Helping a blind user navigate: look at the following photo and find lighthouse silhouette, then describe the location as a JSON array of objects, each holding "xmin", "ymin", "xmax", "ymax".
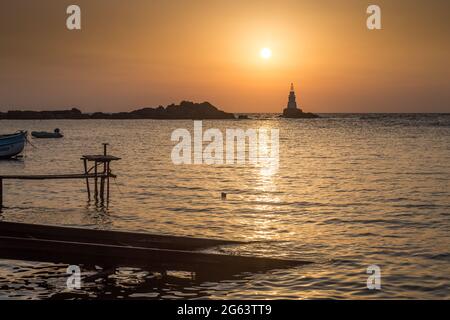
[
  {"xmin": 281, "ymin": 83, "xmax": 318, "ymax": 118},
  {"xmin": 286, "ymin": 83, "xmax": 299, "ymax": 110},
  {"xmin": 287, "ymin": 83, "xmax": 297, "ymax": 109}
]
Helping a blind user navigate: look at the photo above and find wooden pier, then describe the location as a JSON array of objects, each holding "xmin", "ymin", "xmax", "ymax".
[
  {"xmin": 0, "ymin": 143, "xmax": 120, "ymax": 209},
  {"xmin": 0, "ymin": 221, "xmax": 311, "ymax": 281},
  {"xmin": 0, "ymin": 144, "xmax": 311, "ymax": 281}
]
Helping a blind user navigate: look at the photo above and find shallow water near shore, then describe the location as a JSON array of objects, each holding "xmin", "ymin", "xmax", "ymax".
[{"xmin": 0, "ymin": 114, "xmax": 449, "ymax": 299}]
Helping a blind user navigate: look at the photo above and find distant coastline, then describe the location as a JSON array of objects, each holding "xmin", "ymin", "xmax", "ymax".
[{"xmin": 0, "ymin": 101, "xmax": 235, "ymax": 120}]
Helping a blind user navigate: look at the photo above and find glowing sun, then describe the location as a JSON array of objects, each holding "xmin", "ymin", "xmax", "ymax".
[{"xmin": 260, "ymin": 47, "xmax": 272, "ymax": 60}]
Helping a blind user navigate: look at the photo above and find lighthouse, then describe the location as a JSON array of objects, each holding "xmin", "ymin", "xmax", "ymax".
[
  {"xmin": 286, "ymin": 83, "xmax": 301, "ymax": 111},
  {"xmin": 281, "ymin": 83, "xmax": 318, "ymax": 118}
]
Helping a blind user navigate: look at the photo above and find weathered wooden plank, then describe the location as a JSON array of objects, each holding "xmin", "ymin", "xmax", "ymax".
[
  {"xmin": 82, "ymin": 155, "xmax": 121, "ymax": 162},
  {"xmin": 0, "ymin": 221, "xmax": 243, "ymax": 251},
  {"xmin": 0, "ymin": 236, "xmax": 309, "ymax": 279},
  {"xmin": 0, "ymin": 173, "xmax": 111, "ymax": 180}
]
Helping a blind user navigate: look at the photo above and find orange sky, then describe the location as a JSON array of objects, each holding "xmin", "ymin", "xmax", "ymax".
[{"xmin": 0, "ymin": 0, "xmax": 449, "ymax": 113}]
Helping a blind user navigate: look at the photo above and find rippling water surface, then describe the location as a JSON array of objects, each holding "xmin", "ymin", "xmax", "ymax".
[{"xmin": 0, "ymin": 114, "xmax": 449, "ymax": 299}]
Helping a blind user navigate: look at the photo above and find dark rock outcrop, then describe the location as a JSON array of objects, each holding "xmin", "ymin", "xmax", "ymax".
[
  {"xmin": 1, "ymin": 108, "xmax": 87, "ymax": 120},
  {"xmin": 281, "ymin": 108, "xmax": 319, "ymax": 119},
  {"xmin": 128, "ymin": 101, "xmax": 235, "ymax": 120},
  {"xmin": 0, "ymin": 102, "xmax": 235, "ymax": 120}
]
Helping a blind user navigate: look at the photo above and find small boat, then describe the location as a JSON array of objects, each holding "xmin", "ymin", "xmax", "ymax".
[
  {"xmin": 31, "ymin": 128, "xmax": 63, "ymax": 139},
  {"xmin": 0, "ymin": 131, "xmax": 27, "ymax": 159}
]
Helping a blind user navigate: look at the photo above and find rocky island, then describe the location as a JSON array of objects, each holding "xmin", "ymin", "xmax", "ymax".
[
  {"xmin": 282, "ymin": 108, "xmax": 319, "ymax": 119},
  {"xmin": 0, "ymin": 101, "xmax": 236, "ymax": 120},
  {"xmin": 280, "ymin": 84, "xmax": 319, "ymax": 119}
]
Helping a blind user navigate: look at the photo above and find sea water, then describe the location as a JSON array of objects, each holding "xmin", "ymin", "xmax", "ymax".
[{"xmin": 0, "ymin": 113, "xmax": 449, "ymax": 299}]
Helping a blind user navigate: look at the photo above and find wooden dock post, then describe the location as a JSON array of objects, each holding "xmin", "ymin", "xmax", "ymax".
[
  {"xmin": 103, "ymin": 143, "xmax": 110, "ymax": 202},
  {"xmin": 106, "ymin": 161, "xmax": 110, "ymax": 201},
  {"xmin": 94, "ymin": 162, "xmax": 98, "ymax": 200},
  {"xmin": 100, "ymin": 171, "xmax": 105, "ymax": 201},
  {"xmin": 100, "ymin": 143, "xmax": 109, "ymax": 201},
  {"xmin": 83, "ymin": 158, "xmax": 91, "ymax": 201}
]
